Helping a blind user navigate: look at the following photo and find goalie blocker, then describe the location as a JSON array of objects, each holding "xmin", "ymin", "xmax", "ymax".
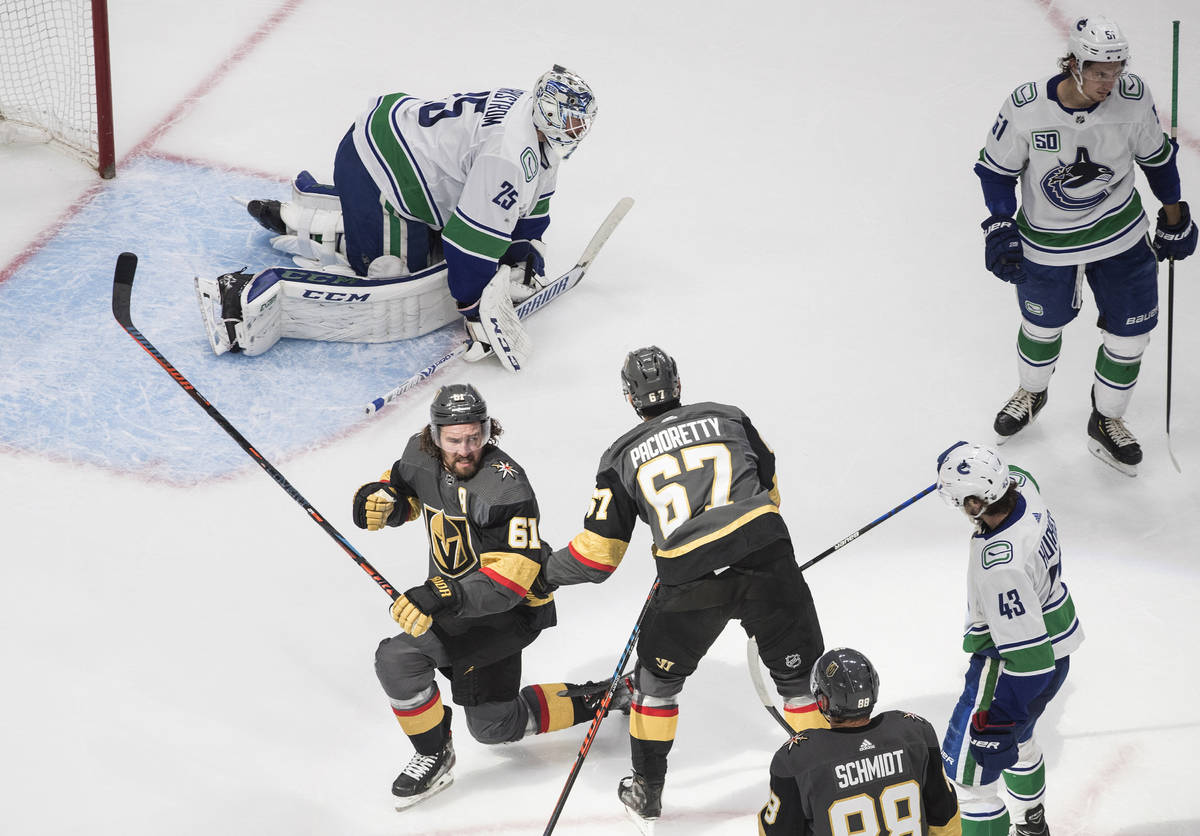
[{"xmin": 194, "ymin": 263, "xmax": 459, "ymax": 356}]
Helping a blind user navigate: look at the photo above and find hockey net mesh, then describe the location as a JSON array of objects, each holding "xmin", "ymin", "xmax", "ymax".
[{"xmin": 0, "ymin": 0, "xmax": 103, "ymax": 169}]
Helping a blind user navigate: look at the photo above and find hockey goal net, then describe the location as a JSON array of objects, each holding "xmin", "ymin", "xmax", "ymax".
[{"xmin": 0, "ymin": 0, "xmax": 115, "ymax": 178}]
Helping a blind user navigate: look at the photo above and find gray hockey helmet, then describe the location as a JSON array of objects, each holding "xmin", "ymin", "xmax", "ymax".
[
  {"xmin": 621, "ymin": 346, "xmax": 681, "ymax": 415},
  {"xmin": 810, "ymin": 647, "xmax": 880, "ymax": 721}
]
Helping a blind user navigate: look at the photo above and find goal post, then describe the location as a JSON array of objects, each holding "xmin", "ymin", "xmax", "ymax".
[{"xmin": 0, "ymin": 0, "xmax": 116, "ymax": 178}]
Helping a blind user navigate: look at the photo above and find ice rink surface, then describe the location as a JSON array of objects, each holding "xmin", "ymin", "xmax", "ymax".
[{"xmin": 2, "ymin": 1, "xmax": 1198, "ymax": 833}]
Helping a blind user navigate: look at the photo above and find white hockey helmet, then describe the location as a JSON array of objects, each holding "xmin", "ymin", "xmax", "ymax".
[
  {"xmin": 1068, "ymin": 15, "xmax": 1131, "ymax": 68},
  {"xmin": 936, "ymin": 441, "xmax": 1014, "ymax": 509},
  {"xmin": 532, "ymin": 65, "xmax": 597, "ymax": 159}
]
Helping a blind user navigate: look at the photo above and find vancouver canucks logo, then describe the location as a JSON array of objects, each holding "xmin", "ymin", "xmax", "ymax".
[
  {"xmin": 424, "ymin": 506, "xmax": 477, "ymax": 576},
  {"xmin": 1040, "ymin": 147, "xmax": 1114, "ymax": 211},
  {"xmin": 956, "ymin": 461, "xmax": 972, "ymax": 475}
]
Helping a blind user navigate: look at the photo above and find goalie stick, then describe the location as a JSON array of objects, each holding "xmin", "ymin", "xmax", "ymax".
[
  {"xmin": 748, "ymin": 484, "xmax": 937, "ymax": 735},
  {"xmin": 364, "ymin": 196, "xmax": 635, "ymax": 415},
  {"xmin": 111, "ymin": 252, "xmax": 401, "ymax": 602}
]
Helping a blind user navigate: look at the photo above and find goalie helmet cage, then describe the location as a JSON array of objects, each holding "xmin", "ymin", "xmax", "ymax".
[{"xmin": 0, "ymin": 0, "xmax": 116, "ymax": 178}]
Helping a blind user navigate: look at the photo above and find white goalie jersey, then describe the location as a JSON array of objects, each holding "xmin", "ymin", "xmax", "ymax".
[
  {"xmin": 351, "ymin": 89, "xmax": 558, "ymax": 266},
  {"xmin": 978, "ymin": 73, "xmax": 1175, "ymax": 265}
]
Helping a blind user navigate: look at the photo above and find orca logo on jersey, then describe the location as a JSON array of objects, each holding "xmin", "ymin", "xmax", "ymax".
[{"xmin": 1040, "ymin": 147, "xmax": 1114, "ymax": 211}]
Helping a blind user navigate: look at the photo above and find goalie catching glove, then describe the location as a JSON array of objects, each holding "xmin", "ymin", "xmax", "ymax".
[{"xmin": 390, "ymin": 576, "xmax": 463, "ymax": 637}]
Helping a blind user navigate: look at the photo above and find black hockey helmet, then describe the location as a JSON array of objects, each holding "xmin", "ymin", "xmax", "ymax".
[
  {"xmin": 810, "ymin": 647, "xmax": 880, "ymax": 721},
  {"xmin": 621, "ymin": 346, "xmax": 681, "ymax": 416},
  {"xmin": 429, "ymin": 383, "xmax": 489, "ymax": 446}
]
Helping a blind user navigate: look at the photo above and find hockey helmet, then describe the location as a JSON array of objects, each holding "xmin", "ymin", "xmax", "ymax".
[
  {"xmin": 429, "ymin": 383, "xmax": 489, "ymax": 447},
  {"xmin": 621, "ymin": 346, "xmax": 681, "ymax": 415},
  {"xmin": 810, "ymin": 648, "xmax": 880, "ymax": 722},
  {"xmin": 1068, "ymin": 15, "xmax": 1130, "ymax": 69},
  {"xmin": 532, "ymin": 65, "xmax": 597, "ymax": 159},
  {"xmin": 935, "ymin": 441, "xmax": 1014, "ymax": 508}
]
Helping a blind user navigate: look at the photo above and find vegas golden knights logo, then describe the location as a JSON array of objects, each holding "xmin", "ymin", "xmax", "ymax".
[{"xmin": 424, "ymin": 506, "xmax": 478, "ymax": 576}]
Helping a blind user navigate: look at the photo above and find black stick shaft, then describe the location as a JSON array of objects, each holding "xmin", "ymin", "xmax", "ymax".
[
  {"xmin": 111, "ymin": 252, "xmax": 400, "ymax": 600},
  {"xmin": 799, "ymin": 484, "xmax": 937, "ymax": 572},
  {"xmin": 543, "ymin": 578, "xmax": 660, "ymax": 835}
]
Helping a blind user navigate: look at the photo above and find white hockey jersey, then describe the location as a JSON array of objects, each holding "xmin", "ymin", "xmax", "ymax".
[
  {"xmin": 961, "ymin": 467, "xmax": 1084, "ymax": 678},
  {"xmin": 351, "ymin": 89, "xmax": 558, "ymax": 265},
  {"xmin": 978, "ymin": 73, "xmax": 1174, "ymax": 266}
]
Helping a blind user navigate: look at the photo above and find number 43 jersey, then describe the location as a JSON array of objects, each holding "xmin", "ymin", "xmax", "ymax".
[
  {"xmin": 761, "ymin": 710, "xmax": 961, "ymax": 836},
  {"xmin": 962, "ymin": 467, "xmax": 1084, "ymax": 674},
  {"xmin": 558, "ymin": 402, "xmax": 790, "ymax": 585}
]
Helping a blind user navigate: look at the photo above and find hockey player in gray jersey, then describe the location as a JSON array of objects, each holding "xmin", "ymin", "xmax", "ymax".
[
  {"xmin": 213, "ymin": 66, "xmax": 597, "ymax": 369},
  {"xmin": 543, "ymin": 346, "xmax": 826, "ymax": 828},
  {"xmin": 351, "ymin": 383, "xmax": 628, "ymax": 809},
  {"xmin": 975, "ymin": 16, "xmax": 1196, "ymax": 475},
  {"xmin": 934, "ymin": 442, "xmax": 1084, "ymax": 836},
  {"xmin": 760, "ymin": 648, "xmax": 962, "ymax": 836}
]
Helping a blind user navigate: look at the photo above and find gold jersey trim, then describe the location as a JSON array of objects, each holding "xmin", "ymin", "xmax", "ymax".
[
  {"xmin": 653, "ymin": 504, "xmax": 780, "ymax": 559},
  {"xmin": 570, "ymin": 529, "xmax": 629, "ymax": 568}
]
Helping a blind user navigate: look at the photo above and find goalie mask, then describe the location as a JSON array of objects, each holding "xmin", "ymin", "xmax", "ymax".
[
  {"xmin": 429, "ymin": 383, "xmax": 489, "ymax": 448},
  {"xmin": 621, "ymin": 346, "xmax": 681, "ymax": 416},
  {"xmin": 532, "ymin": 65, "xmax": 597, "ymax": 159},
  {"xmin": 810, "ymin": 648, "xmax": 880, "ymax": 722},
  {"xmin": 936, "ymin": 441, "xmax": 1014, "ymax": 509}
]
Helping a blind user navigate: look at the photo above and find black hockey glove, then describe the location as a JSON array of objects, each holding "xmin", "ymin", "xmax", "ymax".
[
  {"xmin": 968, "ymin": 709, "xmax": 1019, "ymax": 771},
  {"xmin": 390, "ymin": 575, "xmax": 464, "ymax": 636},
  {"xmin": 1154, "ymin": 201, "xmax": 1198, "ymax": 261},
  {"xmin": 352, "ymin": 481, "xmax": 405, "ymax": 530},
  {"xmin": 981, "ymin": 214, "xmax": 1028, "ymax": 284}
]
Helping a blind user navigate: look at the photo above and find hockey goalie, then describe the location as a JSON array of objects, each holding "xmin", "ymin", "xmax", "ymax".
[{"xmin": 194, "ymin": 65, "xmax": 598, "ymax": 372}]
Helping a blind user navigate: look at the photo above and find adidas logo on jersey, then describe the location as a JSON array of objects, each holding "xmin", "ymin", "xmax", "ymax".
[{"xmin": 858, "ymin": 738, "xmax": 875, "ymax": 752}]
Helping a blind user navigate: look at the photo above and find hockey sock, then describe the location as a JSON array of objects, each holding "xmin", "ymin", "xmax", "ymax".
[
  {"xmin": 629, "ymin": 695, "xmax": 677, "ymax": 785},
  {"xmin": 1093, "ymin": 331, "xmax": 1148, "ymax": 417},
  {"xmin": 782, "ymin": 695, "xmax": 831, "ymax": 732},
  {"xmin": 1003, "ymin": 737, "xmax": 1047, "ymax": 822},
  {"xmin": 520, "ymin": 683, "xmax": 585, "ymax": 733},
  {"xmin": 392, "ymin": 689, "xmax": 448, "ymax": 755},
  {"xmin": 955, "ymin": 781, "xmax": 1012, "ymax": 836},
  {"xmin": 1016, "ymin": 320, "xmax": 1062, "ymax": 393}
]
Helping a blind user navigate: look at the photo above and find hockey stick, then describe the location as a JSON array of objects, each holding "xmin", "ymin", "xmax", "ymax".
[
  {"xmin": 543, "ymin": 577, "xmax": 660, "ymax": 836},
  {"xmin": 1166, "ymin": 20, "xmax": 1182, "ymax": 473},
  {"xmin": 364, "ymin": 196, "xmax": 635, "ymax": 415},
  {"xmin": 111, "ymin": 252, "xmax": 401, "ymax": 602},
  {"xmin": 747, "ymin": 484, "xmax": 937, "ymax": 733}
]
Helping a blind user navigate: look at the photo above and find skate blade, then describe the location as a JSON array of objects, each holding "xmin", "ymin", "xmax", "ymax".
[
  {"xmin": 622, "ymin": 804, "xmax": 658, "ymax": 835},
  {"xmin": 392, "ymin": 772, "xmax": 454, "ymax": 810},
  {"xmin": 1087, "ymin": 440, "xmax": 1138, "ymax": 477}
]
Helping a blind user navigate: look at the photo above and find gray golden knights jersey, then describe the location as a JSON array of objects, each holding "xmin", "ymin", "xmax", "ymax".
[
  {"xmin": 385, "ymin": 434, "xmax": 554, "ymax": 634},
  {"xmin": 351, "ymin": 89, "xmax": 557, "ymax": 265},
  {"xmin": 553, "ymin": 402, "xmax": 788, "ymax": 586},
  {"xmin": 978, "ymin": 72, "xmax": 1174, "ymax": 265},
  {"xmin": 761, "ymin": 711, "xmax": 960, "ymax": 836}
]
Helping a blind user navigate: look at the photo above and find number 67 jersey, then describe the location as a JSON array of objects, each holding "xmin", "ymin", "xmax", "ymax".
[
  {"xmin": 555, "ymin": 402, "xmax": 790, "ymax": 586},
  {"xmin": 962, "ymin": 467, "xmax": 1083, "ymax": 674}
]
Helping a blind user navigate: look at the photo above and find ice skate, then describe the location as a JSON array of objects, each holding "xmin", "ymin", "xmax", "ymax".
[
  {"xmin": 618, "ymin": 772, "xmax": 661, "ymax": 834},
  {"xmin": 558, "ymin": 674, "xmax": 634, "ymax": 715},
  {"xmin": 993, "ymin": 388, "xmax": 1047, "ymax": 443},
  {"xmin": 1012, "ymin": 802, "xmax": 1050, "ymax": 835},
  {"xmin": 1087, "ymin": 409, "xmax": 1141, "ymax": 477},
  {"xmin": 391, "ymin": 735, "xmax": 455, "ymax": 810},
  {"xmin": 244, "ymin": 198, "xmax": 287, "ymax": 235}
]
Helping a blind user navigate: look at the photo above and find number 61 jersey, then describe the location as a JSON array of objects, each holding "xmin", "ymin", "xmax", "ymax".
[{"xmin": 557, "ymin": 402, "xmax": 789, "ymax": 586}]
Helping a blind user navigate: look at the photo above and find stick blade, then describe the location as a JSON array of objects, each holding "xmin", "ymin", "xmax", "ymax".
[{"xmin": 111, "ymin": 251, "xmax": 139, "ymax": 326}]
